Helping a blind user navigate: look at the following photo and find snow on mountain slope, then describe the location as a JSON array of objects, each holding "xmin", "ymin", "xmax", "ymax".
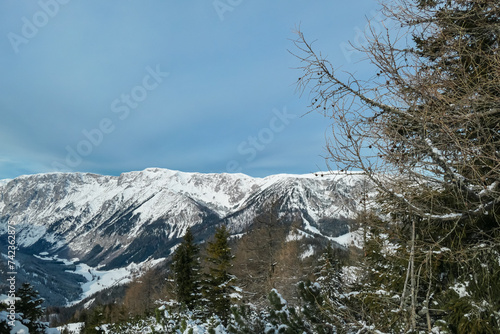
[
  {"xmin": 0, "ymin": 168, "xmax": 369, "ymax": 306},
  {"xmin": 224, "ymin": 171, "xmax": 367, "ymax": 233},
  {"xmin": 0, "ymin": 169, "xmax": 367, "ymax": 256},
  {"xmin": 0, "ymin": 169, "xmax": 257, "ymax": 252}
]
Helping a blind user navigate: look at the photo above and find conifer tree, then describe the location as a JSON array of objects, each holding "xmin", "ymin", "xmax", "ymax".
[
  {"xmin": 16, "ymin": 282, "xmax": 47, "ymax": 334},
  {"xmin": 203, "ymin": 225, "xmax": 235, "ymax": 325},
  {"xmin": 266, "ymin": 289, "xmax": 310, "ymax": 334},
  {"xmin": 171, "ymin": 228, "xmax": 201, "ymax": 310},
  {"xmin": 293, "ymin": 1, "xmax": 499, "ymax": 331},
  {"xmin": 80, "ymin": 305, "xmax": 106, "ymax": 334}
]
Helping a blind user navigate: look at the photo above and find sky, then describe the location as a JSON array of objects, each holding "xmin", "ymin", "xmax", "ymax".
[{"xmin": 0, "ymin": 0, "xmax": 381, "ymax": 179}]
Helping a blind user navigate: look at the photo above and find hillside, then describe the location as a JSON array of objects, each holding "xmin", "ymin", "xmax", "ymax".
[{"xmin": 0, "ymin": 168, "xmax": 367, "ymax": 306}]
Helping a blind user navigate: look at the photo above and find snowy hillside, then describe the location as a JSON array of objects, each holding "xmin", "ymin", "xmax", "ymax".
[{"xmin": 0, "ymin": 168, "xmax": 369, "ymax": 305}]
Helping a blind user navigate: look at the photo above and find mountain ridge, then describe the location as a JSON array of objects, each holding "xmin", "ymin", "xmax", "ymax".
[{"xmin": 0, "ymin": 167, "xmax": 366, "ymax": 306}]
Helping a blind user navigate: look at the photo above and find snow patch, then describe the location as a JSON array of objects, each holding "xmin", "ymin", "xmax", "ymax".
[
  {"xmin": 58, "ymin": 322, "xmax": 84, "ymax": 333},
  {"xmin": 286, "ymin": 228, "xmax": 314, "ymax": 241},
  {"xmin": 33, "ymin": 254, "xmax": 75, "ymax": 265},
  {"xmin": 303, "ymin": 219, "xmax": 321, "ymax": 235},
  {"xmin": 83, "ymin": 298, "xmax": 95, "ymax": 309},
  {"xmin": 1, "ymin": 253, "xmax": 20, "ymax": 269},
  {"xmin": 0, "ymin": 179, "xmax": 12, "ymax": 187},
  {"xmin": 66, "ymin": 257, "xmax": 165, "ymax": 306},
  {"xmin": 300, "ymin": 245, "xmax": 315, "ymax": 259},
  {"xmin": 331, "ymin": 229, "xmax": 364, "ymax": 248},
  {"xmin": 342, "ymin": 266, "xmax": 361, "ymax": 285},
  {"xmin": 451, "ymin": 281, "xmax": 470, "ymax": 298}
]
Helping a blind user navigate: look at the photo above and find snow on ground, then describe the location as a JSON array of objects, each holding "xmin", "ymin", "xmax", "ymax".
[
  {"xmin": 302, "ymin": 218, "xmax": 321, "ymax": 235},
  {"xmin": 0, "ymin": 179, "xmax": 12, "ymax": 187},
  {"xmin": 57, "ymin": 322, "xmax": 84, "ymax": 333},
  {"xmin": 68, "ymin": 263, "xmax": 135, "ymax": 304},
  {"xmin": 300, "ymin": 244, "xmax": 315, "ymax": 259},
  {"xmin": 33, "ymin": 253, "xmax": 77, "ymax": 265},
  {"xmin": 330, "ymin": 229, "xmax": 364, "ymax": 248},
  {"xmin": 285, "ymin": 228, "xmax": 314, "ymax": 241},
  {"xmin": 83, "ymin": 298, "xmax": 95, "ymax": 309},
  {"xmin": 66, "ymin": 257, "xmax": 166, "ymax": 306},
  {"xmin": 16, "ymin": 224, "xmax": 48, "ymax": 248},
  {"xmin": 30, "ymin": 253, "xmax": 166, "ymax": 306},
  {"xmin": 1, "ymin": 253, "xmax": 20, "ymax": 269},
  {"xmin": 451, "ymin": 281, "xmax": 470, "ymax": 298}
]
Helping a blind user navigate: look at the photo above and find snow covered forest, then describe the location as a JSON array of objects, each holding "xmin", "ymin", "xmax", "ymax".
[{"xmin": 2, "ymin": 0, "xmax": 500, "ymax": 332}]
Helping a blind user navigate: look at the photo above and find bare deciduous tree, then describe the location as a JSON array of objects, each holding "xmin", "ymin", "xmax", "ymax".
[{"xmin": 293, "ymin": 0, "xmax": 500, "ymax": 331}]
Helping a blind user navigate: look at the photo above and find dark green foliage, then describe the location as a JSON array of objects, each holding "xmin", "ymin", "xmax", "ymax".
[
  {"xmin": 314, "ymin": 244, "xmax": 347, "ymax": 297},
  {"xmin": 172, "ymin": 228, "xmax": 201, "ymax": 310},
  {"xmin": 16, "ymin": 282, "xmax": 44, "ymax": 321},
  {"xmin": 203, "ymin": 225, "xmax": 235, "ymax": 325},
  {"xmin": 77, "ymin": 302, "xmax": 133, "ymax": 333},
  {"xmin": 60, "ymin": 328, "xmax": 71, "ymax": 334},
  {"xmin": 414, "ymin": 0, "xmax": 499, "ymax": 94},
  {"xmin": 436, "ymin": 245, "xmax": 500, "ymax": 334},
  {"xmin": 228, "ymin": 304, "xmax": 267, "ymax": 334},
  {"xmin": 266, "ymin": 289, "xmax": 310, "ymax": 334},
  {"xmin": 80, "ymin": 305, "xmax": 106, "ymax": 334},
  {"xmin": 297, "ymin": 281, "xmax": 336, "ymax": 334},
  {"xmin": 295, "ymin": 245, "xmax": 351, "ymax": 334},
  {"xmin": 0, "ymin": 317, "xmax": 10, "ymax": 333},
  {"xmin": 16, "ymin": 282, "xmax": 48, "ymax": 334}
]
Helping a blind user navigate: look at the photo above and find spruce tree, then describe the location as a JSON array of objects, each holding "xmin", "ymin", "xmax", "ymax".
[
  {"xmin": 293, "ymin": 0, "xmax": 500, "ymax": 331},
  {"xmin": 16, "ymin": 282, "xmax": 47, "ymax": 333},
  {"xmin": 80, "ymin": 305, "xmax": 106, "ymax": 334},
  {"xmin": 266, "ymin": 289, "xmax": 310, "ymax": 334},
  {"xmin": 307, "ymin": 245, "xmax": 350, "ymax": 332},
  {"xmin": 203, "ymin": 225, "xmax": 235, "ymax": 325},
  {"xmin": 172, "ymin": 228, "xmax": 201, "ymax": 310}
]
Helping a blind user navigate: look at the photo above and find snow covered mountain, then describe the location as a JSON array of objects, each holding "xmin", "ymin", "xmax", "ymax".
[{"xmin": 0, "ymin": 168, "xmax": 367, "ymax": 306}]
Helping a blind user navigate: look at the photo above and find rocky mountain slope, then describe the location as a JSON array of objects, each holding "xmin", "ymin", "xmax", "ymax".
[{"xmin": 0, "ymin": 168, "xmax": 367, "ymax": 305}]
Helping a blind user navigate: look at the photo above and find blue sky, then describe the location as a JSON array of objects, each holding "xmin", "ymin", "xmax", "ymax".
[{"xmin": 1, "ymin": 0, "xmax": 380, "ymax": 179}]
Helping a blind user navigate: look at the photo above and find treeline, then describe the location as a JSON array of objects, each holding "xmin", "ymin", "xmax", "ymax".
[
  {"xmin": 96, "ymin": 0, "xmax": 500, "ymax": 331},
  {"xmin": 5, "ymin": 0, "xmax": 500, "ymax": 332},
  {"xmin": 70, "ymin": 207, "xmax": 336, "ymax": 333},
  {"xmin": 75, "ymin": 217, "xmax": 354, "ymax": 334}
]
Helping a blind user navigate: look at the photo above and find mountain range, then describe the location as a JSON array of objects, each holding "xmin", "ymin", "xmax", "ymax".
[{"xmin": 0, "ymin": 168, "xmax": 367, "ymax": 306}]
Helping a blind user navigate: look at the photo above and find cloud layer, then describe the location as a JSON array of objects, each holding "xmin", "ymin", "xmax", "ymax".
[{"xmin": 0, "ymin": 0, "xmax": 378, "ymax": 178}]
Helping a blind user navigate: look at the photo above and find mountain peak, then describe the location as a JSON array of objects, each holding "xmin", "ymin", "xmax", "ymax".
[{"xmin": 0, "ymin": 167, "xmax": 368, "ymax": 305}]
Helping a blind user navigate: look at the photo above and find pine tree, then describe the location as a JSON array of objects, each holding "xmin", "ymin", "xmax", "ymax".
[
  {"xmin": 266, "ymin": 289, "xmax": 310, "ymax": 334},
  {"xmin": 383, "ymin": 2, "xmax": 500, "ymax": 331},
  {"xmin": 171, "ymin": 228, "xmax": 201, "ymax": 310},
  {"xmin": 203, "ymin": 225, "xmax": 235, "ymax": 325},
  {"xmin": 290, "ymin": 244, "xmax": 357, "ymax": 334},
  {"xmin": 80, "ymin": 305, "xmax": 106, "ymax": 334},
  {"xmin": 16, "ymin": 282, "xmax": 47, "ymax": 334}
]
